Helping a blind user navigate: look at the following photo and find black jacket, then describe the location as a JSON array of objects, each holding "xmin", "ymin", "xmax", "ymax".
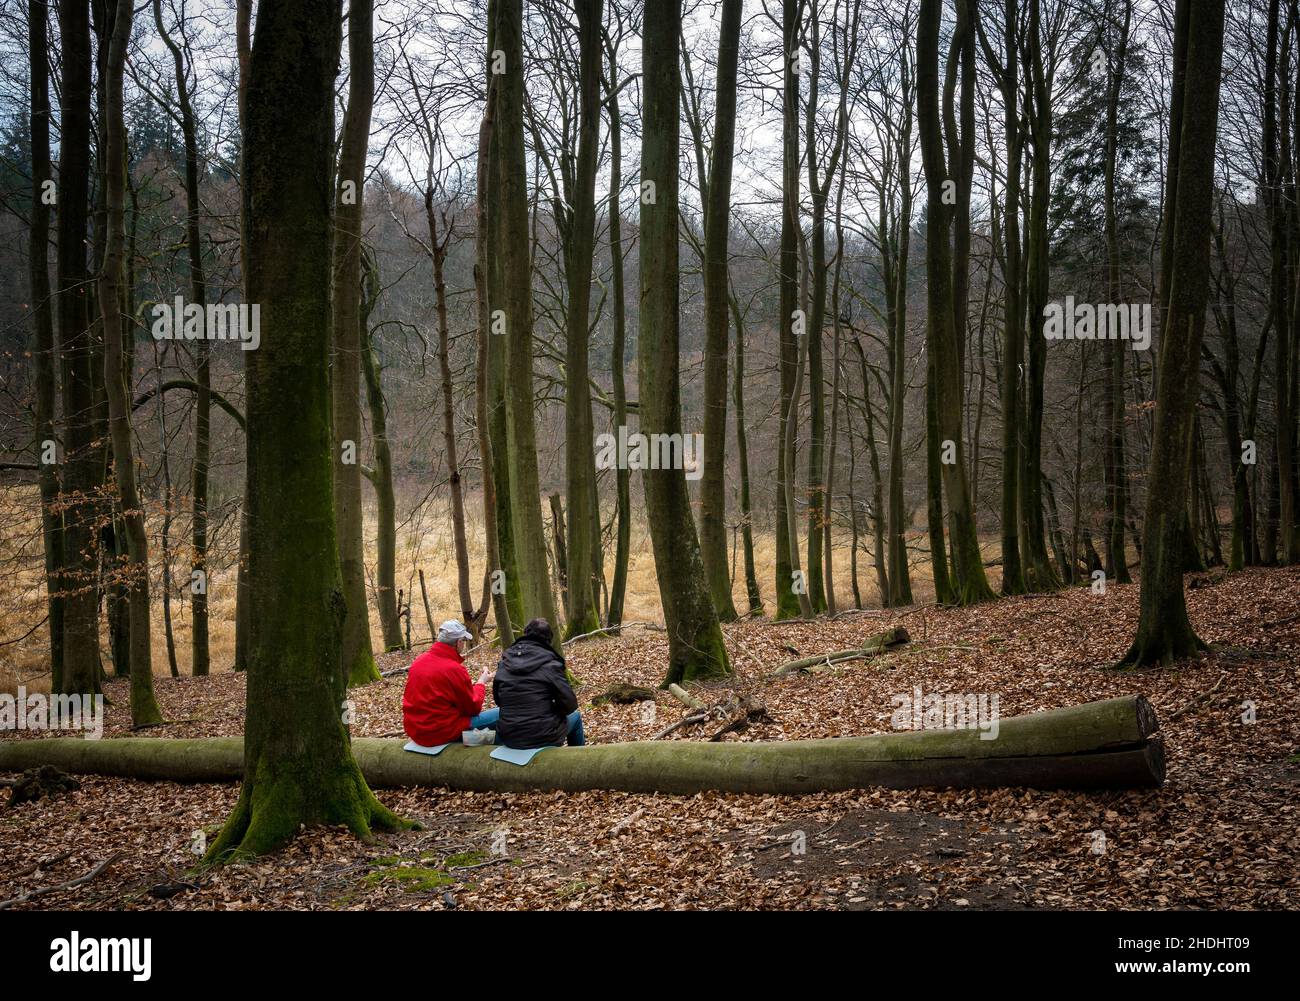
[{"xmin": 492, "ymin": 635, "xmax": 578, "ymax": 749}]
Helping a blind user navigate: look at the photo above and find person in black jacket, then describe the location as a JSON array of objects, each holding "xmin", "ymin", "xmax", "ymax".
[{"xmin": 492, "ymin": 618, "xmax": 586, "ymax": 749}]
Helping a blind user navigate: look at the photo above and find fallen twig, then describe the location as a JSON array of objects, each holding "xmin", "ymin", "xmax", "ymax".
[
  {"xmin": 1168, "ymin": 672, "xmax": 1229, "ymax": 722},
  {"xmin": 652, "ymin": 711, "xmax": 711, "ymax": 739},
  {"xmin": 6, "ymin": 849, "xmax": 74, "ymax": 880},
  {"xmin": 0, "ymin": 852, "xmax": 123, "ymax": 911},
  {"xmin": 708, "ymin": 696, "xmax": 772, "ymax": 741},
  {"xmin": 562, "ymin": 621, "xmax": 659, "ymax": 646},
  {"xmin": 767, "ymin": 627, "xmax": 911, "ymax": 678},
  {"xmin": 608, "ymin": 808, "xmax": 645, "ymax": 836}
]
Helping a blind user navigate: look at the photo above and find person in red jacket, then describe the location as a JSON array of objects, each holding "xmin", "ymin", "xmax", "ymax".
[{"xmin": 402, "ymin": 620, "xmax": 497, "ymax": 746}]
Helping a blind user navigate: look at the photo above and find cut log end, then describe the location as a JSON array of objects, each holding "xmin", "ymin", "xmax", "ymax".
[
  {"xmin": 1143, "ymin": 734, "xmax": 1167, "ymax": 786},
  {"xmin": 1134, "ymin": 694, "xmax": 1159, "ymax": 740}
]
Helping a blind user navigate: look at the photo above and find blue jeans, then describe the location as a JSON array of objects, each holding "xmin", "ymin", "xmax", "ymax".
[{"xmin": 469, "ymin": 708, "xmax": 585, "ymax": 747}]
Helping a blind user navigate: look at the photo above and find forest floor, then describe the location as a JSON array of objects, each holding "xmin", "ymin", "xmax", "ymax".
[{"xmin": 1, "ymin": 566, "xmax": 1297, "ymax": 910}]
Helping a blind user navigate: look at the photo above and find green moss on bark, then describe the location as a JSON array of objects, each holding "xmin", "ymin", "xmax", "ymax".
[{"xmin": 211, "ymin": 0, "xmax": 407, "ymax": 858}]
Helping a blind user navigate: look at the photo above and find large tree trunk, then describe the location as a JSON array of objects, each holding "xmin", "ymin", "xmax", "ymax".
[
  {"xmin": 817, "ymin": 2, "xmax": 859, "ymax": 617},
  {"xmin": 824, "ymin": 180, "xmax": 846, "ymax": 616},
  {"xmin": 494, "ymin": 0, "xmax": 558, "ymax": 637},
  {"xmin": 604, "ymin": 34, "xmax": 631, "ymax": 630},
  {"xmin": 156, "ymin": 371, "xmax": 180, "ymax": 679},
  {"xmin": 426, "ymin": 192, "xmax": 479, "ymax": 632},
  {"xmin": 475, "ymin": 7, "xmax": 513, "ymax": 646},
  {"xmin": 232, "ymin": 0, "xmax": 253, "ymax": 674},
  {"xmin": 1119, "ymin": 0, "xmax": 1223, "ymax": 667},
  {"xmin": 853, "ymin": 338, "xmax": 889, "ymax": 605},
  {"xmin": 1019, "ymin": 0, "xmax": 1060, "ymax": 592},
  {"xmin": 1265, "ymin": 0, "xmax": 1299, "ymax": 565},
  {"xmin": 884, "ymin": 79, "xmax": 914, "ymax": 608},
  {"xmin": 331, "ymin": 0, "xmax": 379, "ymax": 687},
  {"xmin": 55, "ymin": 0, "xmax": 100, "ymax": 698},
  {"xmin": 802, "ymin": 9, "xmax": 830, "ymax": 615},
  {"xmin": 1209, "ymin": 212, "xmax": 1254, "ymax": 571},
  {"xmin": 699, "ymin": 0, "xmax": 742, "ymax": 624},
  {"xmin": 208, "ymin": 0, "xmax": 408, "ymax": 860},
  {"xmin": 640, "ymin": 0, "xmax": 730, "ymax": 683},
  {"xmin": 359, "ymin": 251, "xmax": 404, "ymax": 651},
  {"xmin": 774, "ymin": 0, "xmax": 805, "ymax": 620},
  {"xmin": 785, "ymin": 312, "xmax": 814, "ymax": 619},
  {"xmin": 729, "ymin": 292, "xmax": 764, "ymax": 615},
  {"xmin": 28, "ymin": 0, "xmax": 64, "ymax": 688},
  {"xmin": 989, "ymin": 0, "xmax": 1025, "ymax": 596},
  {"xmin": 98, "ymin": 0, "xmax": 162, "ymax": 727},
  {"xmin": 4, "ymin": 696, "xmax": 1166, "ymax": 793},
  {"xmin": 918, "ymin": 0, "xmax": 993, "ymax": 606},
  {"xmin": 1103, "ymin": 0, "xmax": 1133, "ymax": 585},
  {"xmin": 152, "ymin": 0, "xmax": 211, "ymax": 675},
  {"xmin": 560, "ymin": 0, "xmax": 604, "ymax": 639}
]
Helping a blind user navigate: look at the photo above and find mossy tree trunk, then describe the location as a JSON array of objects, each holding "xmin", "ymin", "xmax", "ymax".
[
  {"xmin": 331, "ymin": 0, "xmax": 379, "ymax": 687},
  {"xmin": 494, "ymin": 0, "xmax": 559, "ymax": 637},
  {"xmin": 918, "ymin": 0, "xmax": 993, "ymax": 606},
  {"xmin": 1118, "ymin": 0, "xmax": 1223, "ymax": 668},
  {"xmin": 208, "ymin": 0, "xmax": 407, "ymax": 860},
  {"xmin": 476, "ymin": 1, "xmax": 514, "ymax": 646},
  {"xmin": 486, "ymin": 146, "xmax": 524, "ymax": 637},
  {"xmin": 99, "ymin": 0, "xmax": 163, "ymax": 726},
  {"xmin": 639, "ymin": 0, "xmax": 731, "ymax": 684},
  {"xmin": 8, "ymin": 696, "xmax": 1167, "ymax": 794},
  {"xmin": 698, "ymin": 0, "xmax": 742, "ymax": 625}
]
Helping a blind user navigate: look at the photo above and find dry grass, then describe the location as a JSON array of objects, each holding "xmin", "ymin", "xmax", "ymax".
[{"xmin": 0, "ymin": 482, "xmax": 983, "ymax": 695}]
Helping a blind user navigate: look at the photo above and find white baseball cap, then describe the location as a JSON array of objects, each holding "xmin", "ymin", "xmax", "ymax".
[{"xmin": 437, "ymin": 619, "xmax": 472, "ymax": 644}]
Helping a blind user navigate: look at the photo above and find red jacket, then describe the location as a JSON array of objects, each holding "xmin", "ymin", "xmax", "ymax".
[{"xmin": 402, "ymin": 641, "xmax": 485, "ymax": 746}]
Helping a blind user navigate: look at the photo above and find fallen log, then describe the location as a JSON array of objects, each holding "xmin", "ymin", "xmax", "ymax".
[
  {"xmin": 768, "ymin": 626, "xmax": 912, "ymax": 678},
  {"xmin": 0, "ymin": 695, "xmax": 1164, "ymax": 792},
  {"xmin": 592, "ymin": 683, "xmax": 658, "ymax": 706}
]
